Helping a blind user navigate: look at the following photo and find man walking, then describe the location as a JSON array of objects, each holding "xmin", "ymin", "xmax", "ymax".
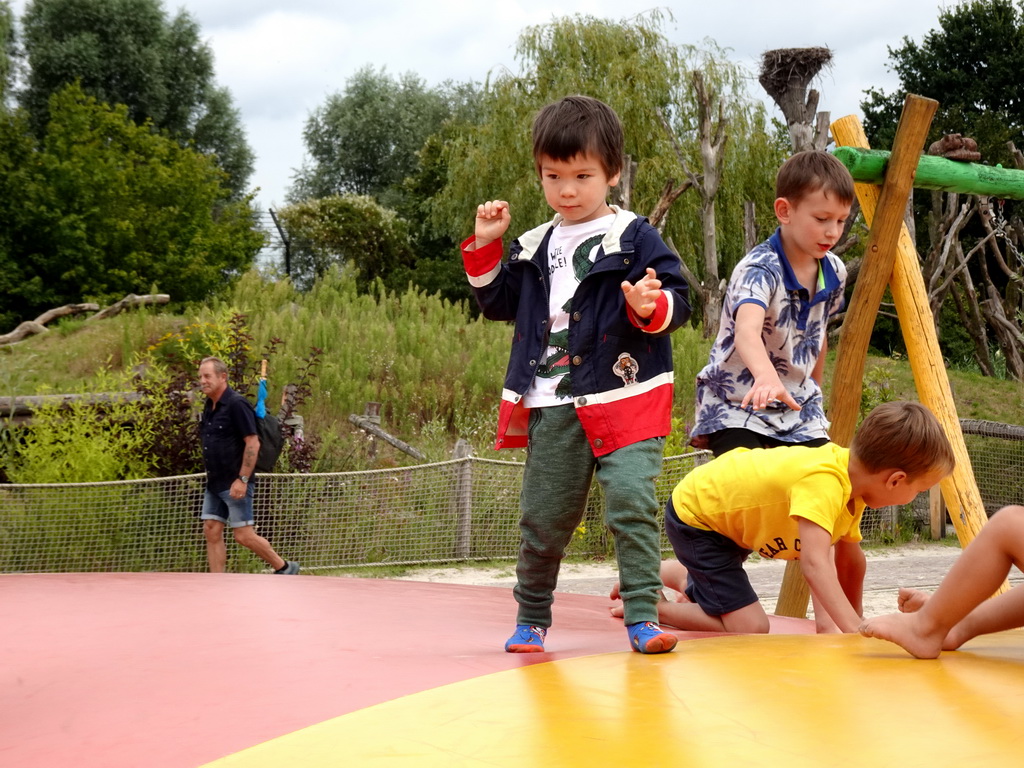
[{"xmin": 197, "ymin": 357, "xmax": 299, "ymax": 574}]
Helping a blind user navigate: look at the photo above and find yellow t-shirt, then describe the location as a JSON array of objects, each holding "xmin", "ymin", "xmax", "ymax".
[{"xmin": 671, "ymin": 443, "xmax": 865, "ymax": 560}]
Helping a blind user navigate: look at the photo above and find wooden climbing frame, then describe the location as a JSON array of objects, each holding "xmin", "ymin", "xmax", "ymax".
[{"xmin": 775, "ymin": 94, "xmax": 1009, "ymax": 618}]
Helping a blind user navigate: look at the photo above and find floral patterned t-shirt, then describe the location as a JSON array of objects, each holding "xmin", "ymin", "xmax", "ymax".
[{"xmin": 691, "ymin": 228, "xmax": 846, "ymax": 443}]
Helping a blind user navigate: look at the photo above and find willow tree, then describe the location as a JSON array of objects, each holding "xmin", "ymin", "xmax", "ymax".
[
  {"xmin": 431, "ymin": 11, "xmax": 785, "ymax": 328},
  {"xmin": 0, "ymin": 1, "xmax": 12, "ymax": 106},
  {"xmin": 432, "ymin": 10, "xmax": 680, "ymax": 238}
]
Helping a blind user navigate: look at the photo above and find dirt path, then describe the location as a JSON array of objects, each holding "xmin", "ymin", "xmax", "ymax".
[{"xmin": 396, "ymin": 542, "xmax": 1024, "ymax": 619}]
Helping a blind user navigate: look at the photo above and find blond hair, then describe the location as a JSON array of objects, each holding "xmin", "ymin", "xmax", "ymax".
[{"xmin": 851, "ymin": 401, "xmax": 955, "ymax": 478}]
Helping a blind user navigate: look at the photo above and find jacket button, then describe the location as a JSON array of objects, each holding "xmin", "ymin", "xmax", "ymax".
[
  {"xmin": 529, "ymin": 360, "xmax": 537, "ymax": 367},
  {"xmin": 577, "ymin": 397, "xmax": 587, "ymax": 406},
  {"xmin": 594, "ymin": 438, "xmax": 604, "ymax": 448},
  {"xmin": 511, "ymin": 254, "xmax": 518, "ymax": 260},
  {"xmin": 572, "ymin": 355, "xmax": 582, "ymax": 365},
  {"xmin": 623, "ymin": 258, "xmax": 630, "ymax": 265},
  {"xmin": 572, "ymin": 312, "xmax": 581, "ymax": 322}
]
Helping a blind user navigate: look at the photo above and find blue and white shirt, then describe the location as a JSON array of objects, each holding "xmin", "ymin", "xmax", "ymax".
[{"xmin": 691, "ymin": 228, "xmax": 846, "ymax": 443}]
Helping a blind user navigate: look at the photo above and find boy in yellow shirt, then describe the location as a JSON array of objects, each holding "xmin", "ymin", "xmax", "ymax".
[{"xmin": 613, "ymin": 401, "xmax": 954, "ymax": 633}]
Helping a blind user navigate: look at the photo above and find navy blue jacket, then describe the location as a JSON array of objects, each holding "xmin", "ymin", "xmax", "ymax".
[{"xmin": 462, "ymin": 207, "xmax": 691, "ymax": 456}]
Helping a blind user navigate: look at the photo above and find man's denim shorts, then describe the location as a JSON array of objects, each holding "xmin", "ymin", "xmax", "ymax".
[
  {"xmin": 664, "ymin": 498, "xmax": 759, "ymax": 616},
  {"xmin": 200, "ymin": 485, "xmax": 255, "ymax": 528}
]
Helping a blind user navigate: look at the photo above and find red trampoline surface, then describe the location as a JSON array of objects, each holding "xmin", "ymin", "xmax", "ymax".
[{"xmin": 1, "ymin": 572, "xmax": 813, "ymax": 768}]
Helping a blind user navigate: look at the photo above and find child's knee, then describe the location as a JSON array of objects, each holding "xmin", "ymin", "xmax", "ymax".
[{"xmin": 722, "ymin": 603, "xmax": 770, "ymax": 634}]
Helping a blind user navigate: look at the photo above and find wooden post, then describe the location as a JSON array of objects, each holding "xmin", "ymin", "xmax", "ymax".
[
  {"xmin": 829, "ymin": 95, "xmax": 937, "ymax": 445},
  {"xmin": 930, "ymin": 486, "xmax": 946, "ymax": 540},
  {"xmin": 775, "ymin": 94, "xmax": 937, "ymax": 619},
  {"xmin": 830, "ymin": 114, "xmax": 1003, "ymax": 594},
  {"xmin": 453, "ymin": 439, "xmax": 474, "ymax": 559}
]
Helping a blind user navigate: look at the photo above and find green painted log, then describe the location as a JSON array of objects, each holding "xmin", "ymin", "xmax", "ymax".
[{"xmin": 832, "ymin": 146, "xmax": 1024, "ymax": 199}]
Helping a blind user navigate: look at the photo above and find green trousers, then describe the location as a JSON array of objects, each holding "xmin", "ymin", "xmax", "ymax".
[{"xmin": 514, "ymin": 404, "xmax": 664, "ymax": 627}]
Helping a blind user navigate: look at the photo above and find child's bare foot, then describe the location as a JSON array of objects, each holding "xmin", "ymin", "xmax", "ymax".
[
  {"xmin": 897, "ymin": 587, "xmax": 930, "ymax": 613},
  {"xmin": 859, "ymin": 612, "xmax": 945, "ymax": 659},
  {"xmin": 609, "ymin": 582, "xmax": 624, "ymax": 618},
  {"xmin": 608, "ymin": 585, "xmax": 675, "ymax": 619}
]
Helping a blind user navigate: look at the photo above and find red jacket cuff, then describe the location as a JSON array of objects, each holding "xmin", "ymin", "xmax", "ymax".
[
  {"xmin": 626, "ymin": 290, "xmax": 670, "ymax": 332},
  {"xmin": 461, "ymin": 236, "xmax": 503, "ymax": 278}
]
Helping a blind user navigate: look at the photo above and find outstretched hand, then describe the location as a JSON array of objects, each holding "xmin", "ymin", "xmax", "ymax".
[
  {"xmin": 621, "ymin": 267, "xmax": 662, "ymax": 319},
  {"xmin": 740, "ymin": 375, "xmax": 801, "ymax": 412},
  {"xmin": 475, "ymin": 200, "xmax": 511, "ymax": 247}
]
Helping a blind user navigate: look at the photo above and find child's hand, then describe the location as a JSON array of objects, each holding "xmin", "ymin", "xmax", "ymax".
[
  {"xmin": 621, "ymin": 267, "xmax": 662, "ymax": 318},
  {"xmin": 741, "ymin": 372, "xmax": 801, "ymax": 411},
  {"xmin": 475, "ymin": 200, "xmax": 511, "ymax": 248}
]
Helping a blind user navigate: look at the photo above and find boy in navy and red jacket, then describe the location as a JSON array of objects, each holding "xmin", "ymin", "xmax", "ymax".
[{"xmin": 461, "ymin": 95, "xmax": 691, "ymax": 654}]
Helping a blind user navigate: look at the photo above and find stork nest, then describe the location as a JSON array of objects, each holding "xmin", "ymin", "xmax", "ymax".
[{"xmin": 758, "ymin": 47, "xmax": 833, "ymax": 100}]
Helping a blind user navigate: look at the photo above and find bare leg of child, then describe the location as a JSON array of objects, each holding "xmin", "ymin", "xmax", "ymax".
[
  {"xmin": 610, "ymin": 560, "xmax": 690, "ymax": 618},
  {"xmin": 860, "ymin": 505, "xmax": 1024, "ymax": 658},
  {"xmin": 611, "ymin": 559, "xmax": 769, "ymax": 632},
  {"xmin": 658, "ymin": 597, "xmax": 771, "ymax": 633},
  {"xmin": 659, "ymin": 560, "xmax": 690, "ymax": 594}
]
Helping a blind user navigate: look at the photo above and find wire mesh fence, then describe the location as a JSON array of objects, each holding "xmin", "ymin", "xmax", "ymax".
[{"xmin": 1, "ymin": 422, "xmax": 1021, "ymax": 574}]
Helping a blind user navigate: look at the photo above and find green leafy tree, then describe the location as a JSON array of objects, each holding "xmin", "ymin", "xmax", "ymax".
[
  {"xmin": 277, "ymin": 194, "xmax": 415, "ymax": 292},
  {"xmin": 0, "ymin": 1, "xmax": 13, "ymax": 107},
  {"xmin": 19, "ymin": 0, "xmax": 254, "ymax": 195},
  {"xmin": 430, "ymin": 12, "xmax": 679, "ymax": 240},
  {"xmin": 861, "ymin": 0, "xmax": 1024, "ymax": 379},
  {"xmin": 0, "ymin": 83, "xmax": 264, "ymax": 326},
  {"xmin": 292, "ymin": 66, "xmax": 457, "ymax": 207},
  {"xmin": 861, "ymin": 0, "xmax": 1024, "ymax": 162},
  {"xmin": 288, "ymin": 68, "xmax": 482, "ymax": 305}
]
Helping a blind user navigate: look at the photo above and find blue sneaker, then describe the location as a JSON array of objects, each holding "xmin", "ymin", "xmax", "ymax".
[
  {"xmin": 274, "ymin": 561, "xmax": 300, "ymax": 575},
  {"xmin": 627, "ymin": 621, "xmax": 677, "ymax": 654},
  {"xmin": 505, "ymin": 625, "xmax": 547, "ymax": 653}
]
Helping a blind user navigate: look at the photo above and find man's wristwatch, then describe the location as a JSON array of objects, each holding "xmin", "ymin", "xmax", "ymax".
[{"xmin": 238, "ymin": 475, "xmax": 249, "ymax": 484}]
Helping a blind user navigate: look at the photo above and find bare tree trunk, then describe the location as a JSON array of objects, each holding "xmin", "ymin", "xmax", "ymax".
[
  {"xmin": 0, "ymin": 303, "xmax": 98, "ymax": 345},
  {"xmin": 647, "ymin": 178, "xmax": 695, "ymax": 230},
  {"xmin": 657, "ymin": 70, "xmax": 730, "ymax": 339},
  {"xmin": 693, "ymin": 71, "xmax": 728, "ymax": 339},
  {"xmin": 743, "ymin": 201, "xmax": 757, "ymax": 254},
  {"xmin": 1, "ymin": 295, "xmax": 170, "ymax": 346},
  {"xmin": 611, "ymin": 155, "xmax": 637, "ymax": 212},
  {"xmin": 759, "ymin": 48, "xmax": 833, "ymax": 153}
]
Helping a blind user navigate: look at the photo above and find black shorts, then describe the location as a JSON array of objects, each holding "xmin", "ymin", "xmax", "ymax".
[
  {"xmin": 707, "ymin": 428, "xmax": 829, "ymax": 458},
  {"xmin": 664, "ymin": 497, "xmax": 760, "ymax": 616}
]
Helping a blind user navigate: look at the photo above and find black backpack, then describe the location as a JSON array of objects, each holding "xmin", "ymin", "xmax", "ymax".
[{"xmin": 251, "ymin": 405, "xmax": 284, "ymax": 473}]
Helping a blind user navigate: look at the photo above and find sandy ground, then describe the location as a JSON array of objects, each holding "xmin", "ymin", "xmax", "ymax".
[{"xmin": 395, "ymin": 543, "xmax": 1024, "ymax": 620}]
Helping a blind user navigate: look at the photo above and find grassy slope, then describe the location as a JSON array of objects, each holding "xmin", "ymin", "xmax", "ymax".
[{"xmin": 2, "ymin": 296, "xmax": 1022, "ymax": 470}]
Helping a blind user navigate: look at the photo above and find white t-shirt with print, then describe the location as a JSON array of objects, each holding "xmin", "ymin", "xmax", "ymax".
[{"xmin": 523, "ymin": 214, "xmax": 613, "ymax": 408}]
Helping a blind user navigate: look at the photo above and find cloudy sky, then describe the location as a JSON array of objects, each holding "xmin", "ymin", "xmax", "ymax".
[{"xmin": 8, "ymin": 0, "xmax": 957, "ymax": 211}]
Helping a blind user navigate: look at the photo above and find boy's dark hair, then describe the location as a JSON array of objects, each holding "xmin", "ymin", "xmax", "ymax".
[
  {"xmin": 851, "ymin": 401, "xmax": 955, "ymax": 478},
  {"xmin": 776, "ymin": 150, "xmax": 855, "ymax": 206},
  {"xmin": 532, "ymin": 95, "xmax": 624, "ymax": 178}
]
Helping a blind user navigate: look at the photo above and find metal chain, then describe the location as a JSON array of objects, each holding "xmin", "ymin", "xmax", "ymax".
[{"xmin": 991, "ymin": 198, "xmax": 1024, "ymax": 267}]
